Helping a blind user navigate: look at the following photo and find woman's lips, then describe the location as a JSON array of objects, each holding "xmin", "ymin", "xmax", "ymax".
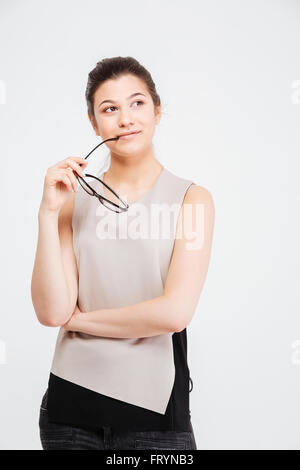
[{"xmin": 119, "ymin": 131, "xmax": 141, "ymax": 140}]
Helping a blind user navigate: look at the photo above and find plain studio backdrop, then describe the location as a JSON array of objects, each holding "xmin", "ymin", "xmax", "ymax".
[{"xmin": 0, "ymin": 0, "xmax": 299, "ymax": 450}]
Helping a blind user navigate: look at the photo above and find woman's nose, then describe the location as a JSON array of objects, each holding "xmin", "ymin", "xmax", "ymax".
[{"xmin": 118, "ymin": 112, "xmax": 135, "ymax": 127}]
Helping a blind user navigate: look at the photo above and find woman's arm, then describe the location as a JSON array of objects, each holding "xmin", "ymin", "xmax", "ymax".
[
  {"xmin": 31, "ymin": 195, "xmax": 79, "ymax": 327},
  {"xmin": 64, "ymin": 295, "xmax": 179, "ymax": 338},
  {"xmin": 63, "ymin": 185, "xmax": 215, "ymax": 338},
  {"xmin": 31, "ymin": 156, "xmax": 87, "ymax": 327}
]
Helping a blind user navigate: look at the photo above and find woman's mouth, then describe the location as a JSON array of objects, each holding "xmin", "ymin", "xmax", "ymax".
[{"xmin": 119, "ymin": 131, "xmax": 141, "ymax": 140}]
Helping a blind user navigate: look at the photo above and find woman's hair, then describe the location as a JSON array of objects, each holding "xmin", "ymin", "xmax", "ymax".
[{"xmin": 85, "ymin": 56, "xmax": 161, "ymax": 121}]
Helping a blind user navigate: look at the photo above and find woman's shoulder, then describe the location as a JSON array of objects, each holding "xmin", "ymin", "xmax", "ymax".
[{"xmin": 184, "ymin": 183, "xmax": 215, "ymax": 210}]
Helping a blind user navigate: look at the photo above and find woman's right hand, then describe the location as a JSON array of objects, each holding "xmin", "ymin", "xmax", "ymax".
[{"xmin": 39, "ymin": 157, "xmax": 88, "ymax": 214}]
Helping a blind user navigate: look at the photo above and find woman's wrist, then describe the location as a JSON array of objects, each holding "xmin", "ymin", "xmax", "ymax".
[{"xmin": 38, "ymin": 206, "xmax": 60, "ymax": 221}]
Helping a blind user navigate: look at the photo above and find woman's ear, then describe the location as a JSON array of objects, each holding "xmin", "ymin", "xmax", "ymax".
[
  {"xmin": 88, "ymin": 113, "xmax": 101, "ymax": 136},
  {"xmin": 154, "ymin": 105, "xmax": 162, "ymax": 125}
]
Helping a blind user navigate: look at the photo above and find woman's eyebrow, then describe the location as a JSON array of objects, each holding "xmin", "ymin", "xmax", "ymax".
[{"xmin": 98, "ymin": 93, "xmax": 146, "ymax": 108}]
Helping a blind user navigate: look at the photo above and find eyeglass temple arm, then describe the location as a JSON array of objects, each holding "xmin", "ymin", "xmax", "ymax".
[{"xmin": 83, "ymin": 136, "xmax": 120, "ymax": 161}]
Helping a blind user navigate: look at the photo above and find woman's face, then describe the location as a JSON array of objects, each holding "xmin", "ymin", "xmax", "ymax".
[{"xmin": 89, "ymin": 74, "xmax": 161, "ymax": 156}]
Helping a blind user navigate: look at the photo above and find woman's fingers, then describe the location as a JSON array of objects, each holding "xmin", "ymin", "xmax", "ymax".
[
  {"xmin": 47, "ymin": 157, "xmax": 89, "ymax": 193},
  {"xmin": 52, "ymin": 157, "xmax": 88, "ymax": 177},
  {"xmin": 62, "ymin": 168, "xmax": 80, "ymax": 192},
  {"xmin": 59, "ymin": 173, "xmax": 74, "ymax": 192}
]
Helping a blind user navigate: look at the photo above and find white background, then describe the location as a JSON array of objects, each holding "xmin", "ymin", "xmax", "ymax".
[{"xmin": 0, "ymin": 0, "xmax": 299, "ymax": 450}]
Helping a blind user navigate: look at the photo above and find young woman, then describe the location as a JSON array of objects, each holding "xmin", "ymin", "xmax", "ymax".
[{"xmin": 31, "ymin": 56, "xmax": 215, "ymax": 450}]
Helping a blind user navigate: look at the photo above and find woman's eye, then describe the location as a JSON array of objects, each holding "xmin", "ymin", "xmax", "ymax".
[
  {"xmin": 103, "ymin": 100, "xmax": 144, "ymax": 113},
  {"xmin": 103, "ymin": 105, "xmax": 117, "ymax": 113},
  {"xmin": 132, "ymin": 100, "xmax": 144, "ymax": 107}
]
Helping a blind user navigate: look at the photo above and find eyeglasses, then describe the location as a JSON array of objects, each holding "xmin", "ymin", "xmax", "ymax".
[{"xmin": 74, "ymin": 136, "xmax": 129, "ymax": 213}]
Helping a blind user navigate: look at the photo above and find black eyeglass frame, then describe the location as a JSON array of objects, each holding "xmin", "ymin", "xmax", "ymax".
[{"xmin": 73, "ymin": 136, "xmax": 129, "ymax": 213}]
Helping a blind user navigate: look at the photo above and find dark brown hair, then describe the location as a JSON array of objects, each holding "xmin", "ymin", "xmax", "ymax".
[{"xmin": 85, "ymin": 56, "xmax": 161, "ymax": 121}]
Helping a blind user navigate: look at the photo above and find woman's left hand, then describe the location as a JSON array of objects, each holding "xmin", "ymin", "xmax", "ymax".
[{"xmin": 62, "ymin": 304, "xmax": 82, "ymax": 332}]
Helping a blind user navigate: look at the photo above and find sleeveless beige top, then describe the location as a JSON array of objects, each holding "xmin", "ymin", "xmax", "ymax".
[{"xmin": 50, "ymin": 166, "xmax": 195, "ymax": 414}]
